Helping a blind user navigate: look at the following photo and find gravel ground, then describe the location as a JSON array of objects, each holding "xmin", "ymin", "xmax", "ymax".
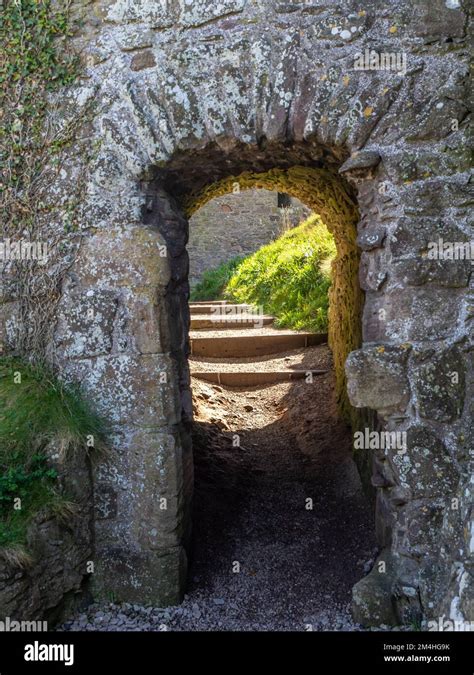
[
  {"xmin": 59, "ymin": 599, "xmax": 361, "ymax": 632},
  {"xmin": 60, "ymin": 346, "xmax": 382, "ymax": 633}
]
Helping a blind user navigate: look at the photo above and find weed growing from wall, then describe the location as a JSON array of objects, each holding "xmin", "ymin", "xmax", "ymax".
[{"xmin": 0, "ymin": 356, "xmax": 108, "ymax": 564}]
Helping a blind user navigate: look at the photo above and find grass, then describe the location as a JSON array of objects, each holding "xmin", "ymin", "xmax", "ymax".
[
  {"xmin": 0, "ymin": 357, "xmax": 108, "ymax": 561},
  {"xmin": 196, "ymin": 214, "xmax": 336, "ymax": 332},
  {"xmin": 190, "ymin": 256, "xmax": 246, "ymax": 301}
]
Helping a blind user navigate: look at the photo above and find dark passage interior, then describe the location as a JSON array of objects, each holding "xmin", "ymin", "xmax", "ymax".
[{"xmin": 188, "ymin": 344, "xmax": 376, "ymax": 630}]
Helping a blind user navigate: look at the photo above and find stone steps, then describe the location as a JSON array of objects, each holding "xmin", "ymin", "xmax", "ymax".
[
  {"xmin": 191, "ymin": 370, "xmax": 328, "ymax": 386},
  {"xmin": 189, "ymin": 331, "xmax": 327, "ymax": 358},
  {"xmin": 190, "ymin": 314, "xmax": 274, "ymax": 330},
  {"xmin": 189, "ymin": 301, "xmax": 253, "ymax": 315},
  {"xmin": 189, "ymin": 300, "xmax": 327, "ymax": 378}
]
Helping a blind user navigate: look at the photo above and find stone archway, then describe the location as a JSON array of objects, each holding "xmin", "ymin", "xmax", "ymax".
[
  {"xmin": 128, "ymin": 147, "xmax": 366, "ymax": 609},
  {"xmin": 2, "ymin": 0, "xmax": 471, "ymax": 626}
]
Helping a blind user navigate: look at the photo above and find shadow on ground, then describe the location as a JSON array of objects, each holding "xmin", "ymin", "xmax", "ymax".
[{"xmin": 188, "ymin": 345, "xmax": 377, "ymax": 629}]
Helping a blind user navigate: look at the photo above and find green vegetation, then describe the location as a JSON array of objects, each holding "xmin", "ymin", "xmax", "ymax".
[
  {"xmin": 0, "ymin": 357, "xmax": 107, "ymax": 559},
  {"xmin": 0, "ymin": 1, "xmax": 86, "ymax": 359},
  {"xmin": 192, "ymin": 215, "xmax": 336, "ymax": 332},
  {"xmin": 191, "ymin": 256, "xmax": 246, "ymax": 301},
  {"xmin": 0, "ymin": 453, "xmax": 60, "ymax": 559},
  {"xmin": 226, "ymin": 215, "xmax": 335, "ymax": 331},
  {"xmin": 0, "ymin": 0, "xmax": 78, "ymax": 195}
]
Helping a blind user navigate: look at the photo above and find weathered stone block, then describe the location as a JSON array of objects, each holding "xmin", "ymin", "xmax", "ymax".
[
  {"xmin": 94, "ymin": 484, "xmax": 118, "ymax": 520},
  {"xmin": 409, "ymin": 0, "xmax": 466, "ymax": 39},
  {"xmin": 402, "ymin": 177, "xmax": 472, "ymax": 219},
  {"xmin": 401, "ymin": 500, "xmax": 447, "ymax": 558},
  {"xmin": 72, "ymin": 226, "xmax": 171, "ymax": 290},
  {"xmin": 412, "ymin": 347, "xmax": 466, "ymax": 422},
  {"xmin": 103, "ymin": 0, "xmax": 176, "ymax": 27},
  {"xmin": 379, "ymin": 288, "xmax": 464, "ymax": 342},
  {"xmin": 362, "ymin": 294, "xmax": 389, "ymax": 343},
  {"xmin": 404, "ymin": 98, "xmax": 468, "ymax": 143},
  {"xmin": 352, "ymin": 549, "xmax": 398, "ymax": 627},
  {"xmin": 390, "ymin": 427, "xmax": 458, "ymax": 500},
  {"xmin": 64, "ymin": 353, "xmax": 182, "ymax": 426},
  {"xmin": 389, "ymin": 217, "xmax": 472, "ymax": 287},
  {"xmin": 391, "ymin": 258, "xmax": 471, "ymax": 288},
  {"xmin": 55, "ymin": 289, "xmax": 118, "ymax": 359},
  {"xmin": 359, "ymin": 251, "xmax": 388, "ymax": 291},
  {"xmin": 391, "ymin": 555, "xmax": 424, "ymax": 626},
  {"xmin": 346, "ymin": 345, "xmax": 411, "ymax": 416},
  {"xmin": 357, "ymin": 227, "xmax": 386, "ymax": 252},
  {"xmin": 92, "ymin": 545, "xmax": 187, "ymax": 607},
  {"xmin": 130, "ymin": 50, "xmax": 156, "ymax": 71},
  {"xmin": 124, "ymin": 293, "xmax": 165, "ymax": 355},
  {"xmin": 179, "ymin": 0, "xmax": 246, "ymax": 27},
  {"xmin": 128, "ymin": 428, "xmax": 193, "ymax": 551},
  {"xmin": 116, "ymin": 28, "xmax": 154, "ymax": 52},
  {"xmin": 339, "ymin": 150, "xmax": 381, "ymax": 176}
]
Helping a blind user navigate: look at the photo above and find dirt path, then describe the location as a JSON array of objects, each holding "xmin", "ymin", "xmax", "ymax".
[
  {"xmin": 187, "ymin": 344, "xmax": 377, "ymax": 630},
  {"xmin": 61, "ymin": 342, "xmax": 377, "ymax": 632}
]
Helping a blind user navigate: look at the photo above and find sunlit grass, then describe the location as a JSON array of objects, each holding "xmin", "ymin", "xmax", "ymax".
[
  {"xmin": 224, "ymin": 214, "xmax": 336, "ymax": 332},
  {"xmin": 190, "ymin": 256, "xmax": 246, "ymax": 301}
]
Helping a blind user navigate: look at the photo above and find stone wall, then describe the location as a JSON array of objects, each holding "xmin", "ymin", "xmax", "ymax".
[
  {"xmin": 1, "ymin": 0, "xmax": 472, "ymax": 626},
  {"xmin": 0, "ymin": 449, "xmax": 93, "ymax": 623},
  {"xmin": 188, "ymin": 189, "xmax": 310, "ymax": 287}
]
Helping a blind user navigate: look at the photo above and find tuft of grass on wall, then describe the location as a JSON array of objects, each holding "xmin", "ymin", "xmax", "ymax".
[
  {"xmin": 190, "ymin": 256, "xmax": 246, "ymax": 301},
  {"xmin": 0, "ymin": 358, "xmax": 107, "ymax": 459},
  {"xmin": 224, "ymin": 214, "xmax": 336, "ymax": 332},
  {"xmin": 0, "ymin": 357, "xmax": 107, "ymax": 558}
]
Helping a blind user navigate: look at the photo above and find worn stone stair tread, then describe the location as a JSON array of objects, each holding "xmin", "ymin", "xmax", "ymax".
[
  {"xmin": 190, "ymin": 332, "xmax": 328, "ymax": 357},
  {"xmin": 189, "ymin": 300, "xmax": 241, "ymax": 306},
  {"xmin": 189, "ymin": 325, "xmax": 317, "ymax": 338},
  {"xmin": 190, "ymin": 314, "xmax": 274, "ymax": 329},
  {"xmin": 191, "ymin": 369, "xmax": 328, "ymax": 386},
  {"xmin": 189, "ymin": 302, "xmax": 254, "ymax": 315}
]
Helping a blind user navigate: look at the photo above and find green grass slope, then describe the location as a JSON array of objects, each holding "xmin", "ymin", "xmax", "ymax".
[{"xmin": 196, "ymin": 215, "xmax": 335, "ymax": 332}]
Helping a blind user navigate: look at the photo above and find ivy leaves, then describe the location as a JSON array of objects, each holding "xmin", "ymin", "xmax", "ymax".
[
  {"xmin": 0, "ymin": 0, "xmax": 76, "ymax": 89},
  {"xmin": 0, "ymin": 0, "xmax": 78, "ymax": 194}
]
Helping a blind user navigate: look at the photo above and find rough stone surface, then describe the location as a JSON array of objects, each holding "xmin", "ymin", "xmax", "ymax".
[
  {"xmin": 1, "ymin": 0, "xmax": 472, "ymax": 626},
  {"xmin": 352, "ymin": 550, "xmax": 399, "ymax": 627},
  {"xmin": 345, "ymin": 345, "xmax": 411, "ymax": 416},
  {"xmin": 412, "ymin": 347, "xmax": 466, "ymax": 422}
]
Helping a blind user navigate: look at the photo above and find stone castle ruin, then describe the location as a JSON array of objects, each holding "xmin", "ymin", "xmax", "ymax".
[{"xmin": 0, "ymin": 0, "xmax": 472, "ymax": 627}]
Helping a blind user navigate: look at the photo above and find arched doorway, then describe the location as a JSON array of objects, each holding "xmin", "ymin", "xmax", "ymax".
[
  {"xmin": 179, "ymin": 179, "xmax": 374, "ymax": 629},
  {"xmin": 9, "ymin": 0, "xmax": 468, "ymax": 625}
]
